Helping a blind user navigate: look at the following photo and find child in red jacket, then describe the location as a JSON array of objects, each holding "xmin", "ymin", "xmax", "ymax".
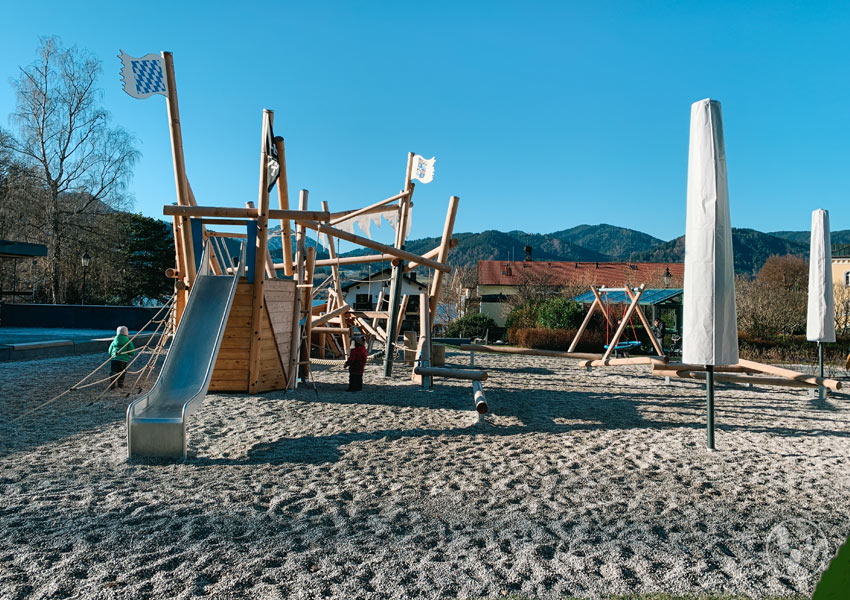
[{"xmin": 344, "ymin": 336, "xmax": 367, "ymax": 392}]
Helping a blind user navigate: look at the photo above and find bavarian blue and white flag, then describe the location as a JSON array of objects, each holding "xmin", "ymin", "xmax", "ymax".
[
  {"xmin": 118, "ymin": 51, "xmax": 168, "ymax": 99},
  {"xmin": 411, "ymin": 155, "xmax": 435, "ymax": 184}
]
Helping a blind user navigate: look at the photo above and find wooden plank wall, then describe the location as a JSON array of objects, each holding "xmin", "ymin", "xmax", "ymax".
[{"xmin": 209, "ymin": 278, "xmax": 296, "ymax": 393}]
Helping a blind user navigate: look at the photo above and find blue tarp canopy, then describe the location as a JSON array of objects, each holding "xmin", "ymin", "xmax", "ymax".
[{"xmin": 573, "ymin": 288, "xmax": 683, "ymax": 306}]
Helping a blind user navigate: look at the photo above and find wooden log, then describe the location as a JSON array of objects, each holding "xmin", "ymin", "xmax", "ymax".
[
  {"xmin": 459, "ymin": 344, "xmax": 602, "ymax": 360},
  {"xmin": 328, "ymin": 190, "xmax": 409, "ymax": 226},
  {"xmin": 354, "ymin": 316, "xmax": 384, "ymax": 341},
  {"xmin": 201, "ymin": 218, "xmax": 251, "ymax": 226},
  {"xmin": 580, "ymin": 356, "xmax": 663, "ymax": 367},
  {"xmin": 298, "ymin": 220, "xmax": 451, "ymax": 273},
  {"xmin": 601, "ymin": 285, "xmax": 646, "ymax": 361},
  {"xmin": 655, "ymin": 363, "xmax": 761, "ymax": 374},
  {"xmin": 395, "ymin": 295, "xmax": 410, "ymax": 344},
  {"xmin": 329, "ymin": 201, "xmax": 404, "ymax": 223},
  {"xmin": 311, "ymin": 304, "xmax": 351, "ymax": 327},
  {"xmin": 413, "ymin": 291, "xmax": 432, "ymax": 387},
  {"xmin": 568, "ymin": 290, "xmax": 603, "ymax": 353},
  {"xmin": 321, "ymin": 200, "xmax": 349, "ymax": 353},
  {"xmin": 624, "ymin": 285, "xmax": 664, "ymax": 357},
  {"xmin": 248, "ymin": 110, "xmax": 273, "ymax": 394},
  {"xmin": 302, "ymin": 246, "xmax": 317, "ymax": 376},
  {"xmin": 162, "ymin": 52, "xmax": 196, "ymax": 285},
  {"xmin": 269, "ymin": 209, "xmax": 331, "ymax": 221},
  {"xmin": 736, "ymin": 359, "xmax": 842, "ymax": 391},
  {"xmin": 311, "ymin": 326, "xmax": 351, "ymax": 334},
  {"xmin": 414, "ymin": 366, "xmax": 488, "ymax": 381},
  {"xmin": 352, "ymin": 310, "xmax": 388, "ymax": 320},
  {"xmin": 246, "ymin": 201, "xmax": 276, "ymax": 279},
  {"xmin": 403, "ymin": 330, "xmax": 417, "ymax": 365},
  {"xmin": 429, "ymin": 196, "xmax": 459, "ymax": 327},
  {"xmin": 472, "ymin": 380, "xmax": 488, "ymax": 414},
  {"xmin": 273, "ymin": 137, "xmax": 294, "ymax": 277},
  {"xmin": 403, "ymin": 238, "xmax": 460, "ymax": 272},
  {"xmin": 654, "ymin": 369, "xmax": 819, "ymax": 388},
  {"xmin": 165, "ymin": 205, "xmax": 258, "ymax": 218},
  {"xmin": 286, "ymin": 190, "xmax": 308, "ymax": 389}
]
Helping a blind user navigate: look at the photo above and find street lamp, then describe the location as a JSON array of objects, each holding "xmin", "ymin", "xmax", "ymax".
[
  {"xmin": 81, "ymin": 251, "xmax": 91, "ymax": 305},
  {"xmin": 663, "ymin": 267, "xmax": 672, "ymax": 288}
]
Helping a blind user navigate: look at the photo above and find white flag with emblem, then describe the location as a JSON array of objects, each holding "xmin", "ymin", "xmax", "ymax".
[
  {"xmin": 411, "ymin": 155, "xmax": 436, "ymax": 184},
  {"xmin": 118, "ymin": 51, "xmax": 168, "ymax": 99}
]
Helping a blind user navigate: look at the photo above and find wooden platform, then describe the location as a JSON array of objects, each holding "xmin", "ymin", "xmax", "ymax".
[{"xmin": 209, "ymin": 278, "xmax": 296, "ymax": 393}]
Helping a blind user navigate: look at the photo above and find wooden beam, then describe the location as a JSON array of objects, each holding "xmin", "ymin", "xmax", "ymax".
[
  {"xmin": 654, "ymin": 363, "xmax": 761, "ymax": 374},
  {"xmin": 321, "ymin": 200, "xmax": 350, "ymax": 354},
  {"xmin": 429, "ymin": 196, "xmax": 460, "ymax": 327},
  {"xmin": 654, "ymin": 370, "xmax": 818, "ymax": 388},
  {"xmin": 298, "ymin": 221, "xmax": 451, "ymax": 273},
  {"xmin": 624, "ymin": 285, "xmax": 664, "ymax": 357},
  {"xmin": 311, "ymin": 303, "xmax": 351, "ymax": 327},
  {"xmin": 273, "ymin": 137, "xmax": 294, "ymax": 277},
  {"xmin": 601, "ymin": 285, "xmax": 646, "ymax": 362},
  {"xmin": 579, "ymin": 356, "xmax": 662, "ymax": 367},
  {"xmin": 459, "ymin": 344, "xmax": 602, "ymax": 360},
  {"xmin": 269, "ymin": 209, "xmax": 330, "ymax": 221},
  {"xmin": 165, "ymin": 205, "xmax": 258, "ymax": 218},
  {"xmin": 568, "ymin": 289, "xmax": 604, "ymax": 353},
  {"xmin": 736, "ymin": 359, "xmax": 842, "ymax": 391},
  {"xmin": 328, "ymin": 190, "xmax": 409, "ymax": 226},
  {"xmin": 414, "ymin": 366, "xmax": 488, "ymax": 381},
  {"xmin": 246, "ymin": 201, "xmax": 276, "ymax": 279},
  {"xmin": 394, "ymin": 295, "xmax": 410, "ymax": 343},
  {"xmin": 286, "ymin": 190, "xmax": 309, "ymax": 389},
  {"xmin": 472, "ymin": 380, "xmax": 488, "ymax": 414},
  {"xmin": 352, "ymin": 310, "xmax": 388, "ymax": 320},
  {"xmin": 162, "ymin": 52, "xmax": 196, "ymax": 285},
  {"xmin": 248, "ymin": 110, "xmax": 273, "ymax": 394},
  {"xmin": 403, "ymin": 238, "xmax": 459, "ymax": 272},
  {"xmin": 311, "ymin": 326, "xmax": 351, "ymax": 334},
  {"xmin": 200, "ymin": 218, "xmax": 251, "ymax": 226}
]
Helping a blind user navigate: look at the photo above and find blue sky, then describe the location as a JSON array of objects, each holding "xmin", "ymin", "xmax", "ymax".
[{"xmin": 1, "ymin": 1, "xmax": 849, "ymax": 246}]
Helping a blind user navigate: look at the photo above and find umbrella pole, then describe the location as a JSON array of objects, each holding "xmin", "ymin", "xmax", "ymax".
[
  {"xmin": 818, "ymin": 341, "xmax": 825, "ymax": 402},
  {"xmin": 706, "ymin": 364, "xmax": 715, "ymax": 450}
]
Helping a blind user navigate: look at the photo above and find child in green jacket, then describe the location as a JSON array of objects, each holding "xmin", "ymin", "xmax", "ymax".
[{"xmin": 108, "ymin": 326, "xmax": 135, "ymax": 389}]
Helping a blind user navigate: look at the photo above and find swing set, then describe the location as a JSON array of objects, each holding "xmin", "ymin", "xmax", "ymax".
[{"xmin": 567, "ymin": 284, "xmax": 665, "ymax": 360}]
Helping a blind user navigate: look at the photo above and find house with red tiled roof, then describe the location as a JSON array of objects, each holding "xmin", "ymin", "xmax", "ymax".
[{"xmin": 477, "ymin": 259, "xmax": 684, "ymax": 326}]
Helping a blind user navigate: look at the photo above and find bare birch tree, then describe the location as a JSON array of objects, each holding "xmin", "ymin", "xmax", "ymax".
[{"xmin": 1, "ymin": 37, "xmax": 138, "ymax": 302}]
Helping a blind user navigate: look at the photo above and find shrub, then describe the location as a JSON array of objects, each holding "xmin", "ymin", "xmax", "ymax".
[
  {"xmin": 505, "ymin": 302, "xmax": 540, "ymax": 330},
  {"xmin": 445, "ymin": 313, "xmax": 496, "ymax": 339},
  {"xmin": 537, "ymin": 297, "xmax": 585, "ymax": 330},
  {"xmin": 509, "ymin": 327, "xmax": 608, "ymax": 353}
]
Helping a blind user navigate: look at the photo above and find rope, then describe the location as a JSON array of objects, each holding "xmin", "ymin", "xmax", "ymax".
[{"xmin": 11, "ymin": 296, "xmax": 175, "ymax": 422}]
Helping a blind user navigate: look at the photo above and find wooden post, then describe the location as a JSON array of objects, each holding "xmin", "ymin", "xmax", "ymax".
[
  {"xmin": 429, "ymin": 196, "xmax": 460, "ymax": 327},
  {"xmin": 568, "ymin": 289, "xmax": 604, "ymax": 353},
  {"xmin": 248, "ymin": 110, "xmax": 273, "ymax": 394},
  {"xmin": 414, "ymin": 291, "xmax": 432, "ymax": 388},
  {"xmin": 321, "ymin": 200, "xmax": 350, "ymax": 354},
  {"xmin": 383, "ymin": 153, "xmax": 416, "ymax": 377},
  {"xmin": 246, "ymin": 201, "xmax": 277, "ymax": 278},
  {"xmin": 274, "ymin": 137, "xmax": 293, "ymax": 277},
  {"xmin": 161, "ymin": 52, "xmax": 196, "ymax": 285},
  {"xmin": 287, "ymin": 190, "xmax": 309, "ymax": 388},
  {"xmin": 624, "ymin": 285, "xmax": 665, "ymax": 357},
  {"xmin": 302, "ymin": 246, "xmax": 317, "ymax": 380},
  {"xmin": 600, "ymin": 285, "xmax": 646, "ymax": 361},
  {"xmin": 472, "ymin": 380, "xmax": 488, "ymax": 414}
]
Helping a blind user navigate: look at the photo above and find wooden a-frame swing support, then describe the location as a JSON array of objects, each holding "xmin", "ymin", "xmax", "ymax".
[
  {"xmin": 157, "ymin": 53, "xmax": 459, "ymax": 391},
  {"xmin": 567, "ymin": 284, "xmax": 665, "ymax": 365}
]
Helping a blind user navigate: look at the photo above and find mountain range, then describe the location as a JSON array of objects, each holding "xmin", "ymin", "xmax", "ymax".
[{"xmin": 266, "ymin": 223, "xmax": 845, "ymax": 276}]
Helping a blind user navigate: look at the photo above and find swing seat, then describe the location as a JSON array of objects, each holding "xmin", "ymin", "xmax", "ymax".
[{"xmin": 603, "ymin": 340, "xmax": 642, "ymax": 357}]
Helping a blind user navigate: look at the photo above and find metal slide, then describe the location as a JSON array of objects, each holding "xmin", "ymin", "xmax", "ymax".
[{"xmin": 127, "ymin": 242, "xmax": 245, "ymax": 459}]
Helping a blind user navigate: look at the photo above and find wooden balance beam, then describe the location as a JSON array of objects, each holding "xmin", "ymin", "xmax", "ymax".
[
  {"xmin": 655, "ymin": 360, "xmax": 842, "ymax": 391},
  {"xmin": 652, "ymin": 369, "xmax": 820, "ymax": 389},
  {"xmin": 579, "ymin": 356, "xmax": 665, "ymax": 367},
  {"xmin": 414, "ymin": 367, "xmax": 488, "ymax": 381},
  {"xmin": 472, "ymin": 381, "xmax": 488, "ymax": 414},
  {"xmin": 460, "ymin": 344, "xmax": 601, "ymax": 361}
]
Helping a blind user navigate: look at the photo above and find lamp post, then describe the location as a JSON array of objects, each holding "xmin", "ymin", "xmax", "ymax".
[
  {"xmin": 663, "ymin": 267, "xmax": 672, "ymax": 288},
  {"xmin": 81, "ymin": 251, "xmax": 91, "ymax": 305}
]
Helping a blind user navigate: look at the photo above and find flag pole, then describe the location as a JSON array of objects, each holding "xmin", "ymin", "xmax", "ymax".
[{"xmin": 162, "ymin": 51, "xmax": 196, "ymax": 317}]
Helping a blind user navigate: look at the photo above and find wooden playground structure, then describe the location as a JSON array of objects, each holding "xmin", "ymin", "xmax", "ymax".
[{"xmin": 156, "ymin": 52, "xmax": 461, "ymax": 394}]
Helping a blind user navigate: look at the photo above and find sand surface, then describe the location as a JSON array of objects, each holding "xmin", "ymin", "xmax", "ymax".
[{"xmin": 1, "ymin": 350, "xmax": 849, "ymax": 599}]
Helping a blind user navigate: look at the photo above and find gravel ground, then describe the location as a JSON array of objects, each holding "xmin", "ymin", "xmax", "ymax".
[{"xmin": 1, "ymin": 350, "xmax": 848, "ymax": 599}]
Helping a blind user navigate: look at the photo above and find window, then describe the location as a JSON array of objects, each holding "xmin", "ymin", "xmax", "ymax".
[
  {"xmin": 845, "ymin": 272, "xmax": 850, "ymax": 287},
  {"xmin": 355, "ymin": 294, "xmax": 373, "ymax": 310}
]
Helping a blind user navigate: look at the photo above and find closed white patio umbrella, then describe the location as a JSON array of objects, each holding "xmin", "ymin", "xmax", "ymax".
[
  {"xmin": 682, "ymin": 98, "xmax": 738, "ymax": 449},
  {"xmin": 807, "ymin": 208, "xmax": 835, "ymax": 401}
]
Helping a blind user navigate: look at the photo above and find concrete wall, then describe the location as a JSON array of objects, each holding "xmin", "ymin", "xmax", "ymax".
[{"xmin": 1, "ymin": 304, "xmax": 162, "ymax": 330}]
